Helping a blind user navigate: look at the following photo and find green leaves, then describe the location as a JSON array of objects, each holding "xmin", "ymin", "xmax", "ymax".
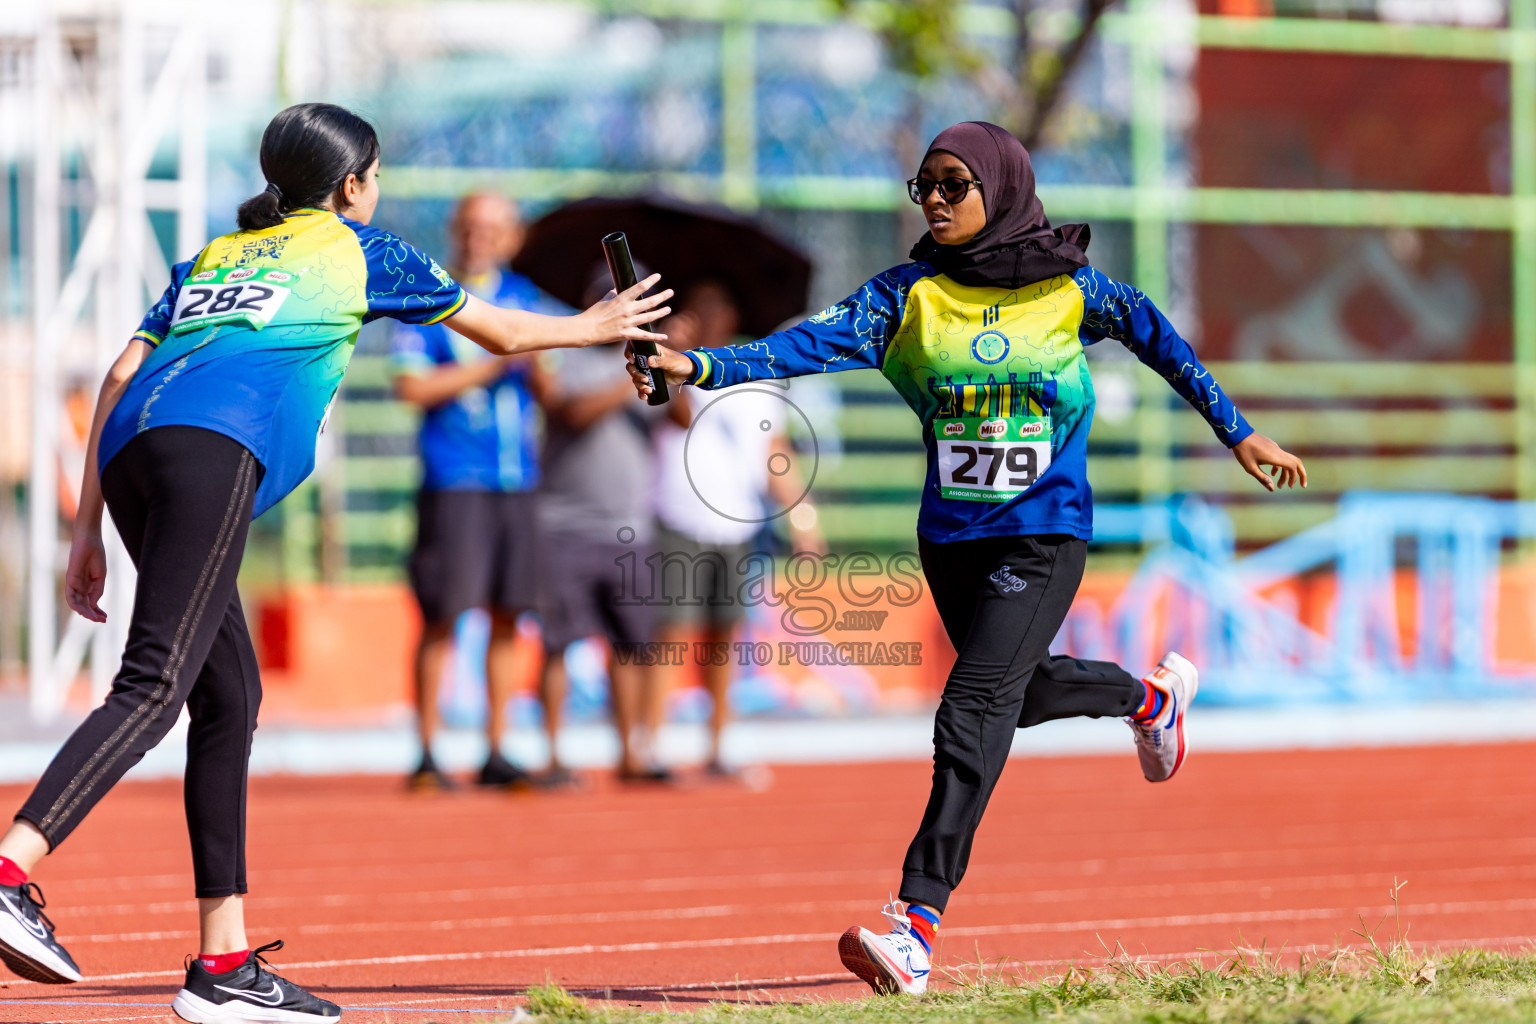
[{"xmin": 830, "ymin": 0, "xmax": 985, "ymax": 79}]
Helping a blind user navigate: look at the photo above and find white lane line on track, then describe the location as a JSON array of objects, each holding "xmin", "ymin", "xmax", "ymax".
[
  {"xmin": 17, "ymin": 939, "xmax": 1536, "ymax": 1018},
  {"xmin": 60, "ymin": 855, "xmax": 1536, "ymax": 922},
  {"xmin": 48, "ymin": 839, "xmax": 1536, "ymax": 920},
  {"xmin": 75, "ymin": 901, "xmax": 766, "ymax": 944},
  {"xmin": 78, "ymin": 929, "xmax": 198, "ymax": 943},
  {"xmin": 39, "ymin": 1015, "xmax": 169, "ymax": 1022},
  {"xmin": 73, "ymin": 896, "xmax": 1329, "ymax": 945},
  {"xmin": 345, "ymin": 993, "xmax": 519, "ymax": 1008},
  {"xmin": 17, "ymin": 908, "xmax": 1536, "ymax": 993},
  {"xmin": 565, "ymin": 971, "xmax": 854, "ymax": 996},
  {"xmin": 48, "ymin": 869, "xmax": 882, "ymax": 920},
  {"xmin": 42, "ymin": 818, "xmax": 1536, "ymax": 894},
  {"xmin": 11, "ymin": 939, "xmax": 1536, "ymax": 1015},
  {"xmin": 3, "ymin": 996, "xmax": 509, "ymax": 1018},
  {"xmin": 25, "ymin": 898, "xmax": 1536, "ymax": 987},
  {"xmin": 68, "ymin": 865, "xmax": 1536, "ymax": 944}
]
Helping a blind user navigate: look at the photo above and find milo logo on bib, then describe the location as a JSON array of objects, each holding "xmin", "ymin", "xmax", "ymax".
[
  {"xmin": 934, "ymin": 414, "xmax": 1053, "ymax": 503},
  {"xmin": 168, "ymin": 266, "xmax": 294, "ymax": 335}
]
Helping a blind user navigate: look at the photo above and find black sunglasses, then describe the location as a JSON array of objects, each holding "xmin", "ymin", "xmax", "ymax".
[{"xmin": 907, "ymin": 176, "xmax": 982, "ymax": 204}]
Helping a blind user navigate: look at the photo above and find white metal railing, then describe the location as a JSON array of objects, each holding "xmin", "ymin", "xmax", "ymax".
[{"xmin": 19, "ymin": 2, "xmax": 207, "ymax": 720}]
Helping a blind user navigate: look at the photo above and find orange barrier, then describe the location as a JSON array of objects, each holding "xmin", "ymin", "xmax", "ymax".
[
  {"xmin": 251, "ymin": 561, "xmax": 1536, "ymax": 717},
  {"xmin": 255, "ymin": 585, "xmax": 422, "ymax": 717}
]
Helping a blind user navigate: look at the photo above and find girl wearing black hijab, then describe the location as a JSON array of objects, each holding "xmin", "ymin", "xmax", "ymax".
[{"xmin": 632, "ymin": 121, "xmax": 1305, "ymax": 995}]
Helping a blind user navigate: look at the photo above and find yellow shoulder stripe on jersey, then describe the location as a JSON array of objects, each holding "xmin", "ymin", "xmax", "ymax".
[
  {"xmin": 422, "ymin": 289, "xmax": 468, "ymax": 325},
  {"xmin": 132, "ymin": 329, "xmax": 162, "ymax": 348}
]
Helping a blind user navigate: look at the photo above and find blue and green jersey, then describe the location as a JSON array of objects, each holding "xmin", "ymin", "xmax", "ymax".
[
  {"xmin": 390, "ymin": 270, "xmax": 566, "ymax": 493},
  {"xmin": 685, "ymin": 264, "xmax": 1252, "ymax": 543},
  {"xmin": 102, "ymin": 209, "xmax": 466, "ymax": 517}
]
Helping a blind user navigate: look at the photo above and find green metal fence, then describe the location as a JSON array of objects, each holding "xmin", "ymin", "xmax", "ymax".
[{"xmin": 270, "ymin": 0, "xmax": 1536, "ymax": 583}]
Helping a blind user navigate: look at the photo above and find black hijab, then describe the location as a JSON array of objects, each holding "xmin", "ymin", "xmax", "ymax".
[{"xmin": 908, "ymin": 121, "xmax": 1091, "ymax": 289}]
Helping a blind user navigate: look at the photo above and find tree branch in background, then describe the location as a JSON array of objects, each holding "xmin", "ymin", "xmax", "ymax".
[
  {"xmin": 833, "ymin": 0, "xmax": 984, "ymax": 241},
  {"xmin": 1016, "ymin": 0, "xmax": 1119, "ymax": 151},
  {"xmin": 833, "ymin": 0, "xmax": 1119, "ymax": 154}
]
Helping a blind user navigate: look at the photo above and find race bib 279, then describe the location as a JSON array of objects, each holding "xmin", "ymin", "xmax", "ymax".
[{"xmin": 934, "ymin": 415, "xmax": 1052, "ymax": 503}]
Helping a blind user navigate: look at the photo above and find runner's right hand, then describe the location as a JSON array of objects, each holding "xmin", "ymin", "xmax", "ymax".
[
  {"xmin": 624, "ymin": 343, "xmax": 695, "ymax": 398},
  {"xmin": 65, "ymin": 528, "xmax": 109, "ymax": 623}
]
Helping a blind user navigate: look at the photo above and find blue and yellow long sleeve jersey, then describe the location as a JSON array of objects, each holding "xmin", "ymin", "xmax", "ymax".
[
  {"xmin": 102, "ymin": 210, "xmax": 466, "ymax": 518},
  {"xmin": 685, "ymin": 263, "xmax": 1252, "ymax": 544}
]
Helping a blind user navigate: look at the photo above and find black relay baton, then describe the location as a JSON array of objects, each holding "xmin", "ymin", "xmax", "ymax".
[{"xmin": 602, "ymin": 231, "xmax": 670, "ymax": 406}]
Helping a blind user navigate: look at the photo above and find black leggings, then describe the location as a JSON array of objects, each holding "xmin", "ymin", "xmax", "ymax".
[
  {"xmin": 899, "ymin": 534, "xmax": 1142, "ymax": 913},
  {"xmin": 17, "ymin": 427, "xmax": 262, "ymax": 899}
]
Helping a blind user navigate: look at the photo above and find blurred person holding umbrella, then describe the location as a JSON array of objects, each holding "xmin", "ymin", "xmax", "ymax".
[
  {"xmin": 628, "ymin": 121, "xmax": 1306, "ymax": 996},
  {"xmin": 648, "ymin": 280, "xmax": 823, "ymax": 779},
  {"xmin": 512, "ymin": 197, "xmax": 811, "ymax": 782},
  {"xmin": 391, "ymin": 191, "xmax": 565, "ymax": 792}
]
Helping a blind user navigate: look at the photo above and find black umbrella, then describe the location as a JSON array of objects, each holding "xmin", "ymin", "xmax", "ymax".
[{"xmin": 512, "ymin": 195, "xmax": 813, "ymax": 338}]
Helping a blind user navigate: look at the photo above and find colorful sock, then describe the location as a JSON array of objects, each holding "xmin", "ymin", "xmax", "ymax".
[
  {"xmin": 905, "ymin": 904, "xmax": 940, "ymax": 955},
  {"xmin": 196, "ymin": 950, "xmax": 251, "ymax": 975},
  {"xmin": 1131, "ymin": 680, "xmax": 1166, "ymax": 722},
  {"xmin": 0, "ymin": 856, "xmax": 27, "ymax": 887}
]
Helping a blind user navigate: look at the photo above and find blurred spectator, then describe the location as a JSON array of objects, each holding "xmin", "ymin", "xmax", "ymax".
[
  {"xmin": 537, "ymin": 269, "xmax": 690, "ymax": 783},
  {"xmin": 648, "ymin": 282, "xmax": 823, "ymax": 776},
  {"xmin": 391, "ymin": 192, "xmax": 562, "ymax": 791}
]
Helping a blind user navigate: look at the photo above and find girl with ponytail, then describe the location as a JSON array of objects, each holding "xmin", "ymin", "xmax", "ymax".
[
  {"xmin": 0, "ymin": 102, "xmax": 671, "ymax": 1023},
  {"xmin": 235, "ymin": 104, "xmax": 379, "ymax": 231}
]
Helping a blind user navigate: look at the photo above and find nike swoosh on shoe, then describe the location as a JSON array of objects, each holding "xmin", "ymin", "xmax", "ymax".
[
  {"xmin": 214, "ymin": 980, "xmax": 286, "ymax": 1006},
  {"xmin": 0, "ymin": 893, "xmax": 50, "ymax": 942}
]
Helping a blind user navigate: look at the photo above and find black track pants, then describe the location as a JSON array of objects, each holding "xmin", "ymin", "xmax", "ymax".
[
  {"xmin": 899, "ymin": 534, "xmax": 1143, "ymax": 913},
  {"xmin": 17, "ymin": 427, "xmax": 262, "ymax": 898}
]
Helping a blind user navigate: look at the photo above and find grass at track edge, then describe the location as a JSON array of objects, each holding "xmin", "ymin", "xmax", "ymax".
[{"xmin": 517, "ymin": 942, "xmax": 1536, "ymax": 1023}]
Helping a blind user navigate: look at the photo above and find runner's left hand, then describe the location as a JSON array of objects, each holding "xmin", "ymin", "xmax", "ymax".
[{"xmin": 1233, "ymin": 432, "xmax": 1307, "ymax": 492}]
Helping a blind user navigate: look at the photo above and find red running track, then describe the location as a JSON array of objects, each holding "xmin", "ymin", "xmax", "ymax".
[{"xmin": 1, "ymin": 743, "xmax": 1534, "ymax": 1022}]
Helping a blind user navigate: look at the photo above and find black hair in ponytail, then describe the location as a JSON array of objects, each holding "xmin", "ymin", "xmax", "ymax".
[{"xmin": 236, "ymin": 103, "xmax": 380, "ymax": 231}]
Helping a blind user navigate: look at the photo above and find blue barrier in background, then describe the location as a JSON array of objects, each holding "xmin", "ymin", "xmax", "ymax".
[
  {"xmin": 441, "ymin": 492, "xmax": 1536, "ymax": 726},
  {"xmin": 1063, "ymin": 494, "xmax": 1536, "ymax": 705}
]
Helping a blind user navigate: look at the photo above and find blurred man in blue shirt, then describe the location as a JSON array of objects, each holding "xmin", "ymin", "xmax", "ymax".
[{"xmin": 391, "ymin": 192, "xmax": 564, "ymax": 790}]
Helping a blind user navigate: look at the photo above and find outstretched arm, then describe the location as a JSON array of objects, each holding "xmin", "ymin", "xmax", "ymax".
[
  {"xmin": 1076, "ymin": 267, "xmax": 1306, "ymax": 492},
  {"xmin": 626, "ymin": 265, "xmax": 921, "ymax": 398},
  {"xmin": 446, "ymin": 276, "xmax": 673, "ymax": 357}
]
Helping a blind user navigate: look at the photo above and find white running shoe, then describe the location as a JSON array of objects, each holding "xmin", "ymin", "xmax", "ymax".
[
  {"xmin": 1128, "ymin": 651, "xmax": 1198, "ymax": 782},
  {"xmin": 838, "ymin": 900, "xmax": 931, "ymax": 995}
]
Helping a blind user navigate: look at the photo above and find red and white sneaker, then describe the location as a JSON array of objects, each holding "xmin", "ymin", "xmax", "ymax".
[
  {"xmin": 1129, "ymin": 651, "xmax": 1198, "ymax": 782},
  {"xmin": 838, "ymin": 900, "xmax": 931, "ymax": 995}
]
